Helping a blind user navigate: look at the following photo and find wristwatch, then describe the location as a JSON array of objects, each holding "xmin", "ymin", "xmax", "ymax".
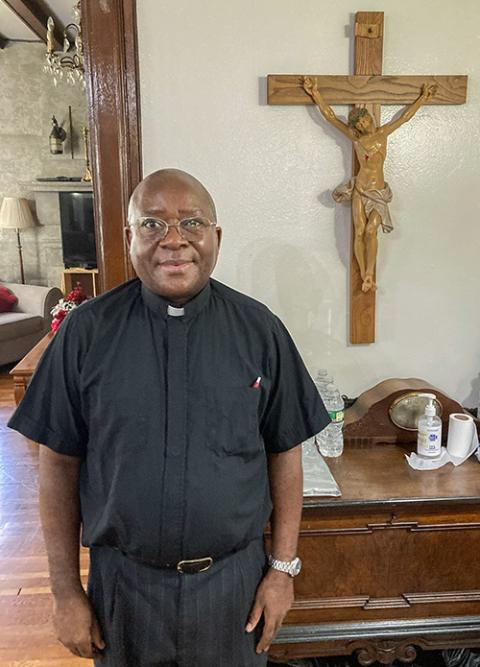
[{"xmin": 268, "ymin": 554, "xmax": 302, "ymax": 577}]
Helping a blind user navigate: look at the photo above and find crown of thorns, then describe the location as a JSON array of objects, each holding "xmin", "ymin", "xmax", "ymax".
[{"xmin": 348, "ymin": 107, "xmax": 369, "ymax": 127}]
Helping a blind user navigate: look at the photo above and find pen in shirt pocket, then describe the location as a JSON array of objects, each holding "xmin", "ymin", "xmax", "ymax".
[{"xmin": 251, "ymin": 376, "xmax": 262, "ymax": 389}]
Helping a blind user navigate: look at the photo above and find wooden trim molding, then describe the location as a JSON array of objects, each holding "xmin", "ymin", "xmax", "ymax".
[
  {"xmin": 268, "ymin": 616, "xmax": 480, "ymax": 663},
  {"xmin": 352, "ymin": 640, "xmax": 417, "ymax": 666},
  {"xmin": 82, "ymin": 0, "xmax": 142, "ymax": 292},
  {"xmin": 293, "ymin": 590, "xmax": 480, "ymax": 612},
  {"xmin": 275, "ymin": 614, "xmax": 480, "ymax": 642},
  {"xmin": 299, "ymin": 519, "xmax": 480, "ymax": 537}
]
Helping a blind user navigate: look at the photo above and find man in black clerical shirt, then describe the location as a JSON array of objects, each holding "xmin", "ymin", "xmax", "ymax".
[{"xmin": 8, "ymin": 169, "xmax": 329, "ymax": 666}]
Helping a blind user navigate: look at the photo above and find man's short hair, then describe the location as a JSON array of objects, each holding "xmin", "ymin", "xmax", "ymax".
[{"xmin": 348, "ymin": 107, "xmax": 369, "ymax": 128}]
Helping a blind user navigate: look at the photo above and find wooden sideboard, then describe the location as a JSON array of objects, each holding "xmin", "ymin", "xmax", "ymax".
[
  {"xmin": 268, "ymin": 445, "xmax": 480, "ymax": 665},
  {"xmin": 10, "ymin": 332, "xmax": 52, "ymax": 405}
]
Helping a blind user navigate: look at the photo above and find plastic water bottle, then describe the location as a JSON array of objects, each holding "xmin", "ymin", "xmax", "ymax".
[
  {"xmin": 315, "ymin": 368, "xmax": 328, "ymax": 383},
  {"xmin": 317, "ymin": 383, "xmax": 344, "ymax": 457},
  {"xmin": 314, "ymin": 369, "xmax": 334, "ymax": 400}
]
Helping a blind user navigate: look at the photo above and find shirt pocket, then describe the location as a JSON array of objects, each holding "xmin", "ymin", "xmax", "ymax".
[{"xmin": 204, "ymin": 385, "xmax": 262, "ymax": 457}]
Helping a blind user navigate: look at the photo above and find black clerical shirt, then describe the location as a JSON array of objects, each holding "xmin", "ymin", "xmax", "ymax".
[{"xmin": 8, "ymin": 278, "xmax": 329, "ymax": 565}]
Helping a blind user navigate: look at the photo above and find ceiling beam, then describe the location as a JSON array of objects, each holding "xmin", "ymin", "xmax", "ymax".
[{"xmin": 2, "ymin": 0, "xmax": 63, "ymax": 49}]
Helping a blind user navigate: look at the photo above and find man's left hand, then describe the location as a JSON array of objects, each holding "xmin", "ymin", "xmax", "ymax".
[{"xmin": 245, "ymin": 568, "xmax": 294, "ymax": 654}]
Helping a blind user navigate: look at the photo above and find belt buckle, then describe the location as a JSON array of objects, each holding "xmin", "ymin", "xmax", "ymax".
[{"xmin": 176, "ymin": 556, "xmax": 213, "ymax": 574}]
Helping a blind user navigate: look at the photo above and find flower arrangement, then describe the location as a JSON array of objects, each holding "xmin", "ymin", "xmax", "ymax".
[{"xmin": 51, "ymin": 282, "xmax": 88, "ymax": 332}]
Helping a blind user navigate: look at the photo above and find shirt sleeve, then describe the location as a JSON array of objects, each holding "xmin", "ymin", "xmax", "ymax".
[
  {"xmin": 7, "ymin": 309, "xmax": 88, "ymax": 457},
  {"xmin": 260, "ymin": 316, "xmax": 330, "ymax": 454}
]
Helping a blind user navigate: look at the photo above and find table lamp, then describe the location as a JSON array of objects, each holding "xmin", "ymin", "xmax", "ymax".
[{"xmin": 0, "ymin": 197, "xmax": 36, "ymax": 284}]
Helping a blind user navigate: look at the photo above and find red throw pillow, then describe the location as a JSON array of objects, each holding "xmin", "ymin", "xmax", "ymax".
[{"xmin": 0, "ymin": 285, "xmax": 17, "ymax": 313}]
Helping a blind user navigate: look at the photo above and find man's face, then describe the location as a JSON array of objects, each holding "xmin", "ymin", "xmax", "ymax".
[
  {"xmin": 355, "ymin": 112, "xmax": 374, "ymax": 134},
  {"xmin": 126, "ymin": 176, "xmax": 222, "ymax": 305}
]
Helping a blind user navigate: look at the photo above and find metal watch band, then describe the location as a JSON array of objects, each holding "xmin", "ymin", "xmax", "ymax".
[{"xmin": 268, "ymin": 554, "xmax": 301, "ymax": 577}]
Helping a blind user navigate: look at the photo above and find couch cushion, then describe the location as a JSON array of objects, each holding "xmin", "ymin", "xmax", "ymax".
[
  {"xmin": 0, "ymin": 312, "xmax": 44, "ymax": 342},
  {"xmin": 0, "ymin": 285, "xmax": 17, "ymax": 313}
]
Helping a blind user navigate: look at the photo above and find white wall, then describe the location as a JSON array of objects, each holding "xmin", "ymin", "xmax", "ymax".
[{"xmin": 136, "ymin": 0, "xmax": 480, "ymax": 404}]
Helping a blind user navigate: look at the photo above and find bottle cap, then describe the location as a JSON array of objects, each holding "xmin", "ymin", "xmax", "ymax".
[{"xmin": 419, "ymin": 393, "xmax": 436, "ymax": 417}]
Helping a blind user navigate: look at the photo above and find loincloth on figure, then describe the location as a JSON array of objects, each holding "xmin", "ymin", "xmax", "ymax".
[{"xmin": 332, "ymin": 178, "xmax": 393, "ymax": 233}]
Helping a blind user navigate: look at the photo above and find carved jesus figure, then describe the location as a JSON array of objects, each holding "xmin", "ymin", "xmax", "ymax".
[{"xmin": 303, "ymin": 77, "xmax": 437, "ymax": 292}]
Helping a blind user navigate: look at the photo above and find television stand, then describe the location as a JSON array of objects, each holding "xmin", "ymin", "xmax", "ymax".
[{"xmin": 62, "ymin": 267, "xmax": 99, "ymax": 299}]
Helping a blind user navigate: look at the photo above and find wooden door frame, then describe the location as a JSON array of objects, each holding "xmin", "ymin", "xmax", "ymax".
[{"xmin": 82, "ymin": 0, "xmax": 142, "ymax": 292}]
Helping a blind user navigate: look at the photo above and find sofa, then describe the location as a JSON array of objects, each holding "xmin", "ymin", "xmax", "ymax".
[{"xmin": 0, "ymin": 282, "xmax": 63, "ymax": 366}]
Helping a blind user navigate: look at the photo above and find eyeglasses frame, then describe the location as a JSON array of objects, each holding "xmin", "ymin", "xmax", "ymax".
[{"xmin": 128, "ymin": 215, "xmax": 217, "ymax": 242}]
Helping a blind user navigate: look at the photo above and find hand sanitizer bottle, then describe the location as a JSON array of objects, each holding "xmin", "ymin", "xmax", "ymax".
[{"xmin": 417, "ymin": 393, "xmax": 442, "ymax": 458}]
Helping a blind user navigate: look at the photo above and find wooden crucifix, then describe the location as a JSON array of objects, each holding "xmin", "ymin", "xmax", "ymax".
[{"xmin": 267, "ymin": 12, "xmax": 467, "ymax": 344}]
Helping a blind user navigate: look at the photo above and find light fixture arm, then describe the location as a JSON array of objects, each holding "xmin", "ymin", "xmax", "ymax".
[{"xmin": 44, "ymin": 2, "xmax": 85, "ymax": 87}]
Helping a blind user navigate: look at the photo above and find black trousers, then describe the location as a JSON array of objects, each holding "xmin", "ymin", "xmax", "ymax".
[{"xmin": 88, "ymin": 537, "xmax": 269, "ymax": 667}]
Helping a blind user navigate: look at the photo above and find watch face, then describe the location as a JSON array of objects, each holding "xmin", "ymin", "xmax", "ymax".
[{"xmin": 291, "ymin": 557, "xmax": 302, "ymax": 576}]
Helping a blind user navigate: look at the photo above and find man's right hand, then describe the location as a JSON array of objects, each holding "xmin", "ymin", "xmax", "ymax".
[
  {"xmin": 421, "ymin": 82, "xmax": 438, "ymax": 101},
  {"xmin": 53, "ymin": 589, "xmax": 106, "ymax": 659},
  {"xmin": 303, "ymin": 76, "xmax": 318, "ymax": 97}
]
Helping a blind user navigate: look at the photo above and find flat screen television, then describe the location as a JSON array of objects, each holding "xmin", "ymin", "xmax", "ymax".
[{"xmin": 59, "ymin": 191, "xmax": 97, "ymax": 269}]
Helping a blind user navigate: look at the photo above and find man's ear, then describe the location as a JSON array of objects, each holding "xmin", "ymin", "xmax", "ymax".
[
  {"xmin": 125, "ymin": 225, "xmax": 132, "ymax": 249},
  {"xmin": 215, "ymin": 226, "xmax": 223, "ymax": 251}
]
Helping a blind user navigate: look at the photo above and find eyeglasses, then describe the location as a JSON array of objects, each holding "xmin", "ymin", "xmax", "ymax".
[{"xmin": 130, "ymin": 216, "xmax": 217, "ymax": 242}]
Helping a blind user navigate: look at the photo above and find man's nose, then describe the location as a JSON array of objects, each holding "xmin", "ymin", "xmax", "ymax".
[{"xmin": 159, "ymin": 224, "xmax": 188, "ymax": 247}]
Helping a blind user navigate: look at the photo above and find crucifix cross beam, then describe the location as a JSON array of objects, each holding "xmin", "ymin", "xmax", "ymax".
[
  {"xmin": 268, "ymin": 74, "xmax": 467, "ymax": 107},
  {"xmin": 267, "ymin": 12, "xmax": 467, "ymax": 344}
]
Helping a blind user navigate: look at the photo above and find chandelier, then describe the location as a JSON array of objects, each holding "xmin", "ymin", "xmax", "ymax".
[{"xmin": 44, "ymin": 2, "xmax": 85, "ymax": 87}]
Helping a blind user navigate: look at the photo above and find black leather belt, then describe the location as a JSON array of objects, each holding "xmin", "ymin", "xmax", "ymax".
[
  {"xmin": 118, "ymin": 550, "xmax": 224, "ymax": 574},
  {"xmin": 114, "ymin": 538, "xmax": 254, "ymax": 574}
]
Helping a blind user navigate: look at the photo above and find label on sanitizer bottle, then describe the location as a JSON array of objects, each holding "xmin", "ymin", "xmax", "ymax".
[{"xmin": 417, "ymin": 427, "xmax": 442, "ymax": 457}]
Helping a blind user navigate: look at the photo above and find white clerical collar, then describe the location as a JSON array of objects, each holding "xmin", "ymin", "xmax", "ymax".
[
  {"xmin": 141, "ymin": 280, "xmax": 211, "ymax": 320},
  {"xmin": 167, "ymin": 305, "xmax": 185, "ymax": 317}
]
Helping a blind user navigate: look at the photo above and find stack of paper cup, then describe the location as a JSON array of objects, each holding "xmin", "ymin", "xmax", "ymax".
[{"xmin": 446, "ymin": 413, "xmax": 475, "ymax": 458}]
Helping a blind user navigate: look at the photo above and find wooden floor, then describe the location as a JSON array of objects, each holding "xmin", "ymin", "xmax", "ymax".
[{"xmin": 0, "ymin": 367, "xmax": 90, "ymax": 666}]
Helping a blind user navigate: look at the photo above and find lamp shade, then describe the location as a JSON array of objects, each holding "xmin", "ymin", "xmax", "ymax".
[{"xmin": 0, "ymin": 197, "xmax": 35, "ymax": 230}]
